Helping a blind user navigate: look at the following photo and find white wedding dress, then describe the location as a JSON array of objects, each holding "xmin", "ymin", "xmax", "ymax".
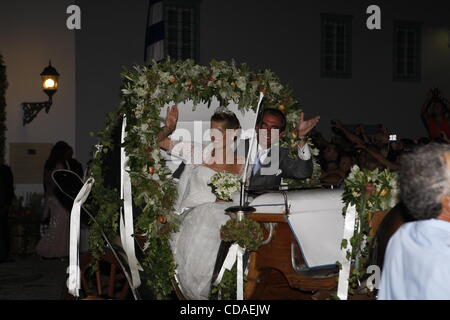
[{"xmin": 169, "ymin": 144, "xmax": 241, "ymax": 300}]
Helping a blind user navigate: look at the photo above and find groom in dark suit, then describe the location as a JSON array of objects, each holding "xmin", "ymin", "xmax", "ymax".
[
  {"xmin": 172, "ymin": 107, "xmax": 321, "ymax": 192},
  {"xmin": 240, "ymin": 108, "xmax": 320, "ymax": 192}
]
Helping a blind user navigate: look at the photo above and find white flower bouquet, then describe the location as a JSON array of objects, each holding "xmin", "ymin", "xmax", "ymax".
[{"xmin": 208, "ymin": 171, "xmax": 240, "ymax": 201}]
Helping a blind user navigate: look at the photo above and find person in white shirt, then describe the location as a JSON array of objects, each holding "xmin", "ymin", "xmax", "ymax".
[
  {"xmin": 242, "ymin": 108, "xmax": 320, "ymax": 191},
  {"xmin": 378, "ymin": 143, "xmax": 450, "ymax": 300}
]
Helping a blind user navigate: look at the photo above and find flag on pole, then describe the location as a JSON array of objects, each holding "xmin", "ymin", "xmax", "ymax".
[{"xmin": 144, "ymin": 0, "xmax": 165, "ymax": 63}]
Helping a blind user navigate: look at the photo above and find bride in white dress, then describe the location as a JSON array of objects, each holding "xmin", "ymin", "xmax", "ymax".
[{"xmin": 157, "ymin": 105, "xmax": 244, "ymax": 300}]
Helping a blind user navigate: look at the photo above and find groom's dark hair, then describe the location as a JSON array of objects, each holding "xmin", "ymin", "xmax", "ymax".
[{"xmin": 257, "ymin": 108, "xmax": 287, "ymax": 132}]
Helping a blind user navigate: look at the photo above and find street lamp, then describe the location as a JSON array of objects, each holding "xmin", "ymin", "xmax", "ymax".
[{"xmin": 22, "ymin": 60, "xmax": 60, "ymax": 125}]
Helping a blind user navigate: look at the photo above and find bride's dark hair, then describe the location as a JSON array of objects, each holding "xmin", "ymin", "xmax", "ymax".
[{"xmin": 211, "ymin": 107, "xmax": 241, "ymax": 130}]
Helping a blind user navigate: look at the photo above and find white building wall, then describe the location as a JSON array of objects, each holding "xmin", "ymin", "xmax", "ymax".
[
  {"xmin": 0, "ymin": 0, "xmax": 76, "ymax": 196},
  {"xmin": 199, "ymin": 0, "xmax": 450, "ymax": 139}
]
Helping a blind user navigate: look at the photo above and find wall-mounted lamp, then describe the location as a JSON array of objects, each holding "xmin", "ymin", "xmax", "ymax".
[{"xmin": 22, "ymin": 60, "xmax": 60, "ymax": 125}]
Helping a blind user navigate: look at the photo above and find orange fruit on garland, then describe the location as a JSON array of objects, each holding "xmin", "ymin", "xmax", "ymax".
[{"xmin": 157, "ymin": 215, "xmax": 166, "ymax": 224}]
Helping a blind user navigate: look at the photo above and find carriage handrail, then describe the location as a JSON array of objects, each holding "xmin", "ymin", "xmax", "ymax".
[
  {"xmin": 246, "ymin": 189, "xmax": 290, "ymax": 214},
  {"xmin": 246, "ymin": 182, "xmax": 340, "ymax": 193}
]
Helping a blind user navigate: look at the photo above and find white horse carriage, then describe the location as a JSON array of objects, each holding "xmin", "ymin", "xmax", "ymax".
[
  {"xmin": 61, "ymin": 58, "xmax": 376, "ymax": 300},
  {"xmin": 57, "ymin": 96, "xmax": 351, "ymax": 300},
  {"xmin": 159, "ymin": 99, "xmax": 346, "ymax": 300}
]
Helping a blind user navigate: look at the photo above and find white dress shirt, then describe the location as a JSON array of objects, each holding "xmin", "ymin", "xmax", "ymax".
[
  {"xmin": 378, "ymin": 219, "xmax": 450, "ymax": 300},
  {"xmin": 257, "ymin": 142, "xmax": 311, "ymax": 164}
]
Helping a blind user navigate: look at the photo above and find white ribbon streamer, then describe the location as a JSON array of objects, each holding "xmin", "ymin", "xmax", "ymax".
[
  {"xmin": 120, "ymin": 116, "xmax": 143, "ymax": 289},
  {"xmin": 68, "ymin": 177, "xmax": 95, "ymax": 297},
  {"xmin": 236, "ymin": 245, "xmax": 244, "ymax": 300},
  {"xmin": 213, "ymin": 212, "xmax": 246, "ymax": 301},
  {"xmin": 212, "ymin": 243, "xmax": 245, "ymax": 300},
  {"xmin": 241, "ymin": 92, "xmax": 264, "ymax": 205},
  {"xmin": 213, "ymin": 243, "xmax": 239, "ymax": 286},
  {"xmin": 337, "ymin": 204, "xmax": 357, "ymax": 300}
]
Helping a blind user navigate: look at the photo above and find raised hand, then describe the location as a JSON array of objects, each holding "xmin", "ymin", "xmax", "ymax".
[
  {"xmin": 355, "ymin": 124, "xmax": 364, "ymax": 135},
  {"xmin": 441, "ymin": 131, "xmax": 450, "ymax": 143},
  {"xmin": 331, "ymin": 119, "xmax": 344, "ymax": 130},
  {"xmin": 297, "ymin": 112, "xmax": 320, "ymax": 137},
  {"xmin": 165, "ymin": 105, "xmax": 179, "ymax": 132}
]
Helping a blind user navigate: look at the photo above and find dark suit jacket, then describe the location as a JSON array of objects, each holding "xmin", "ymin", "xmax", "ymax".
[{"xmin": 239, "ymin": 139, "xmax": 313, "ymax": 191}]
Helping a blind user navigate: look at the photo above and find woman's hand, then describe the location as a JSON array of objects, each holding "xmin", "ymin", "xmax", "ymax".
[
  {"xmin": 157, "ymin": 105, "xmax": 178, "ymax": 151},
  {"xmin": 165, "ymin": 105, "xmax": 179, "ymax": 133}
]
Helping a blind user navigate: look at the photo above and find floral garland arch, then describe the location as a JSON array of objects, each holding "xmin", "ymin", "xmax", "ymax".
[{"xmin": 88, "ymin": 58, "xmax": 316, "ymax": 298}]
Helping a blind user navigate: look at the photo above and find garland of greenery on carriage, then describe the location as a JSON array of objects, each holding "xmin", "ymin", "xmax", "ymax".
[
  {"xmin": 340, "ymin": 165, "xmax": 399, "ymax": 294},
  {"xmin": 87, "ymin": 58, "xmax": 321, "ymax": 298}
]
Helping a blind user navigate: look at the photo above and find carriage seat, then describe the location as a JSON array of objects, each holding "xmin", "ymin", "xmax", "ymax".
[{"xmin": 249, "ymin": 189, "xmax": 345, "ymax": 273}]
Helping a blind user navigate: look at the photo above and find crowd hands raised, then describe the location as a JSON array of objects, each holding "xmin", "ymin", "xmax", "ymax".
[{"xmin": 309, "ymin": 88, "xmax": 449, "ymax": 187}]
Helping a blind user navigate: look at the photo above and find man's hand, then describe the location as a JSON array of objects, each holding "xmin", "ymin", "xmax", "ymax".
[
  {"xmin": 297, "ymin": 112, "xmax": 320, "ymax": 138},
  {"xmin": 165, "ymin": 105, "xmax": 179, "ymax": 133}
]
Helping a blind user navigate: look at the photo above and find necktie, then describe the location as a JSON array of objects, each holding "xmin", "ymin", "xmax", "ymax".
[{"xmin": 252, "ymin": 151, "xmax": 264, "ymax": 175}]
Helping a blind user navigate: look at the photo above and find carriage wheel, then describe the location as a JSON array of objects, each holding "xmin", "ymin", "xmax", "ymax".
[{"xmin": 62, "ymin": 250, "xmax": 131, "ymax": 300}]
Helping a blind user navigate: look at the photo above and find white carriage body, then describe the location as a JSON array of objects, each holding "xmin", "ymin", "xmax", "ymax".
[{"xmin": 250, "ymin": 189, "xmax": 345, "ymax": 268}]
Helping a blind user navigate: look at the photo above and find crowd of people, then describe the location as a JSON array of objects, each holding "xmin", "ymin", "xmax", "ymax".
[{"xmin": 311, "ymin": 89, "xmax": 449, "ymax": 187}]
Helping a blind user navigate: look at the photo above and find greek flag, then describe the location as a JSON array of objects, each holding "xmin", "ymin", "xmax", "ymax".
[{"xmin": 144, "ymin": 0, "xmax": 165, "ymax": 63}]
